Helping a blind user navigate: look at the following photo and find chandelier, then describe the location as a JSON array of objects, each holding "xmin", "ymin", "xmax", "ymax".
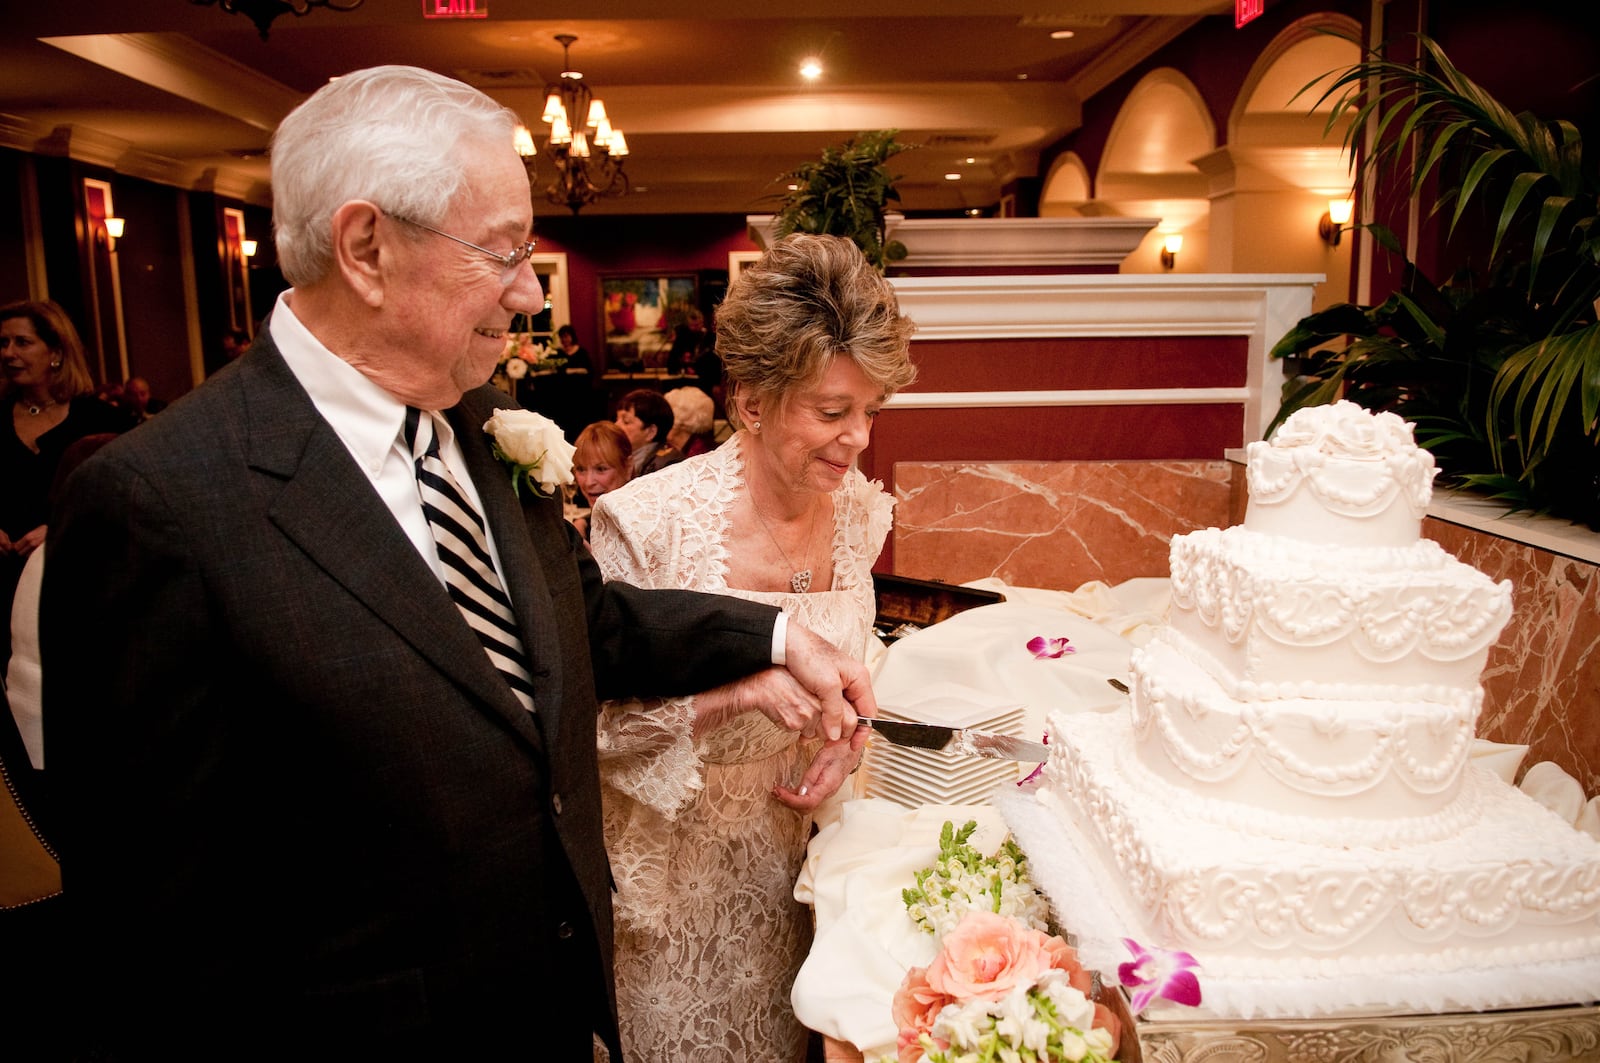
[
  {"xmin": 516, "ymin": 34, "xmax": 629, "ymax": 215},
  {"xmin": 190, "ymin": 0, "xmax": 364, "ymax": 41}
]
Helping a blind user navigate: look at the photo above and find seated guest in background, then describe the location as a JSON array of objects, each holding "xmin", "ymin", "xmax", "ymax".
[
  {"xmin": 663, "ymin": 385, "xmax": 715, "ymax": 459},
  {"xmin": 41, "ymin": 66, "xmax": 874, "ymax": 1060},
  {"xmin": 120, "ymin": 376, "xmax": 165, "ymax": 421},
  {"xmin": 0, "ymin": 300, "xmax": 131, "ymax": 662},
  {"xmin": 666, "ymin": 306, "xmax": 708, "ymax": 375},
  {"xmin": 614, "ymin": 387, "xmax": 681, "ymax": 477},
  {"xmin": 554, "ymin": 323, "xmax": 592, "ymax": 372},
  {"xmin": 589, "ymin": 232, "xmax": 918, "ymax": 1063},
  {"xmin": 567, "ymin": 420, "xmax": 632, "ymax": 540},
  {"xmin": 219, "ymin": 327, "xmax": 250, "ymax": 362}
]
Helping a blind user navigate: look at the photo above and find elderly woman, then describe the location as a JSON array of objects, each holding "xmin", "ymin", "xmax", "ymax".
[
  {"xmin": 662, "ymin": 384, "xmax": 715, "ymax": 459},
  {"xmin": 589, "ymin": 233, "xmax": 917, "ymax": 1063}
]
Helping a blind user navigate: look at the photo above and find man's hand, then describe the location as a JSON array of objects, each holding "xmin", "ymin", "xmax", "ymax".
[
  {"xmin": 13, "ymin": 524, "xmax": 46, "ymax": 557},
  {"xmin": 783, "ymin": 620, "xmax": 877, "ymax": 741}
]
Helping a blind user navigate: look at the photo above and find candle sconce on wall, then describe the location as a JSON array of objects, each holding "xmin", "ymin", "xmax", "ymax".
[
  {"xmin": 1319, "ymin": 199, "xmax": 1353, "ymax": 246},
  {"xmin": 100, "ymin": 216, "xmax": 125, "ymax": 250},
  {"xmin": 1159, "ymin": 233, "xmax": 1182, "ymax": 270},
  {"xmin": 241, "ymin": 238, "xmax": 258, "ymax": 258}
]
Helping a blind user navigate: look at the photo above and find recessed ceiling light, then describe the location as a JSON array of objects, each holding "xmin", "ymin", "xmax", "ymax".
[
  {"xmin": 1017, "ymin": 73, "xmax": 1029, "ymax": 80},
  {"xmin": 964, "ymin": 157, "xmax": 976, "ymax": 165},
  {"xmin": 965, "ymin": 208, "xmax": 982, "ymax": 216},
  {"xmin": 1050, "ymin": 30, "xmax": 1076, "ymax": 40},
  {"xmin": 944, "ymin": 173, "xmax": 961, "ymax": 181},
  {"xmin": 800, "ymin": 58, "xmax": 822, "ymax": 80}
]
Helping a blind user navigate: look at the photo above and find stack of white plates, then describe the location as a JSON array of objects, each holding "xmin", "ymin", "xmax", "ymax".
[{"xmin": 860, "ymin": 684, "xmax": 1033, "ymax": 808}]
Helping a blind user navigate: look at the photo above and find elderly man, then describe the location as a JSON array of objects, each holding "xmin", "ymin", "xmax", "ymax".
[{"xmin": 42, "ymin": 66, "xmax": 869, "ymax": 1060}]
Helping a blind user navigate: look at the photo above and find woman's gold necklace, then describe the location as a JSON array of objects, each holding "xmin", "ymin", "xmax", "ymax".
[
  {"xmin": 22, "ymin": 398, "xmax": 59, "ymax": 416},
  {"xmin": 751, "ymin": 497, "xmax": 820, "ymax": 594}
]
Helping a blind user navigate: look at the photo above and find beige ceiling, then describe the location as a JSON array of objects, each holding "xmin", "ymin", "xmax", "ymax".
[{"xmin": 1, "ymin": 0, "xmax": 1231, "ymax": 217}]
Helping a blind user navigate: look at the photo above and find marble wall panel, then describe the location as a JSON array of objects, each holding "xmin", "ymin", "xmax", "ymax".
[
  {"xmin": 891, "ymin": 460, "xmax": 1237, "ymax": 590},
  {"xmin": 1424, "ymin": 519, "xmax": 1600, "ymax": 793}
]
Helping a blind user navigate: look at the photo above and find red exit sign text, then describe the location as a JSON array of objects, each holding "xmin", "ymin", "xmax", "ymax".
[{"xmin": 423, "ymin": 0, "xmax": 487, "ymax": 18}]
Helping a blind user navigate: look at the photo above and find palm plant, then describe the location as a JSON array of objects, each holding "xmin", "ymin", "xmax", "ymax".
[
  {"xmin": 1269, "ymin": 34, "xmax": 1600, "ymax": 527},
  {"xmin": 770, "ymin": 130, "xmax": 914, "ymax": 272}
]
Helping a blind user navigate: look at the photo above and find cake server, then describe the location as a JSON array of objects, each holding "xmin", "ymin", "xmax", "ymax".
[{"xmin": 858, "ymin": 718, "xmax": 1048, "ymax": 763}]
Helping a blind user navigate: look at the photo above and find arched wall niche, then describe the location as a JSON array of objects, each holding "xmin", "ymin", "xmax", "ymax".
[
  {"xmin": 1218, "ymin": 13, "xmax": 1362, "ymax": 306},
  {"xmin": 1096, "ymin": 68, "xmax": 1214, "ymax": 273},
  {"xmin": 1039, "ymin": 153, "xmax": 1093, "ymax": 217}
]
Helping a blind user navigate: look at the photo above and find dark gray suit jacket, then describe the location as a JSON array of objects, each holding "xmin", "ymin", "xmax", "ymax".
[{"xmin": 42, "ymin": 335, "xmax": 779, "ymax": 1058}]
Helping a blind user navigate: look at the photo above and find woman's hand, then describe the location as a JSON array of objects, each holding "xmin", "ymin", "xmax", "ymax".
[
  {"xmin": 772, "ymin": 726, "xmax": 870, "ymax": 811},
  {"xmin": 691, "ymin": 666, "xmax": 821, "ymax": 738}
]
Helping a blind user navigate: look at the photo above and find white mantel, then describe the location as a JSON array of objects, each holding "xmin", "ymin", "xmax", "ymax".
[{"xmin": 745, "ymin": 215, "xmax": 1160, "ymax": 269}]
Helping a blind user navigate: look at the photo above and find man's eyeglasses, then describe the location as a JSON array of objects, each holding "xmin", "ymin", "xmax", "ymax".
[{"xmin": 388, "ymin": 213, "xmax": 536, "ymax": 285}]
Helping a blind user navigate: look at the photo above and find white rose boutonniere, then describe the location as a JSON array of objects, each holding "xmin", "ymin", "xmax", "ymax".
[{"xmin": 484, "ymin": 409, "xmax": 576, "ymax": 499}]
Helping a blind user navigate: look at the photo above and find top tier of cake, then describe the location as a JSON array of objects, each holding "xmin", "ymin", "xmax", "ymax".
[{"xmin": 1246, "ymin": 400, "xmax": 1437, "ymax": 548}]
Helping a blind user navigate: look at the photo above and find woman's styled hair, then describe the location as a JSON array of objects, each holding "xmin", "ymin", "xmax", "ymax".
[
  {"xmin": 0, "ymin": 299, "xmax": 94, "ymax": 402},
  {"xmin": 663, "ymin": 386, "xmax": 713, "ymax": 438},
  {"xmin": 574, "ymin": 420, "xmax": 633, "ymax": 474},
  {"xmin": 714, "ymin": 234, "xmax": 916, "ymax": 427},
  {"xmin": 269, "ymin": 65, "xmax": 520, "ymax": 286}
]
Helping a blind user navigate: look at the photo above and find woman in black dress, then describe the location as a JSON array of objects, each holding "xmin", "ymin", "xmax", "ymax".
[{"xmin": 0, "ymin": 300, "xmax": 131, "ymax": 657}]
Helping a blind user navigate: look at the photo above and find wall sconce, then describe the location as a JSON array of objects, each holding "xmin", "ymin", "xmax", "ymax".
[
  {"xmin": 1319, "ymin": 199, "xmax": 1353, "ymax": 246},
  {"xmin": 241, "ymin": 239, "xmax": 258, "ymax": 258},
  {"xmin": 98, "ymin": 215, "xmax": 125, "ymax": 250},
  {"xmin": 1159, "ymin": 233, "xmax": 1182, "ymax": 270}
]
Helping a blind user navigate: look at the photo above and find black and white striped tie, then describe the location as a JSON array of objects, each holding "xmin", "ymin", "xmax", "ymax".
[{"xmin": 404, "ymin": 407, "xmax": 536, "ymax": 712}]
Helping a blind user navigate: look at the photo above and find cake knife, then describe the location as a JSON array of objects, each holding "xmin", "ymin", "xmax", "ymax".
[{"xmin": 858, "ymin": 718, "xmax": 1049, "ymax": 763}]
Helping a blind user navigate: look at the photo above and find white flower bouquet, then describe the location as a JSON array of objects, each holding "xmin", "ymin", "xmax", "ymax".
[{"xmin": 902, "ymin": 820, "xmax": 1050, "ymax": 940}]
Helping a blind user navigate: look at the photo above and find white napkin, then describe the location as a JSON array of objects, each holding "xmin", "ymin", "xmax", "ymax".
[
  {"xmin": 870, "ymin": 600, "xmax": 1139, "ymax": 743},
  {"xmin": 1469, "ymin": 738, "xmax": 1529, "ymax": 785}
]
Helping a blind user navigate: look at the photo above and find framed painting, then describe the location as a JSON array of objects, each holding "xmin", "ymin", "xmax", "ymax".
[
  {"xmin": 728, "ymin": 250, "xmax": 762, "ymax": 282},
  {"xmin": 598, "ymin": 272, "xmax": 698, "ymax": 372}
]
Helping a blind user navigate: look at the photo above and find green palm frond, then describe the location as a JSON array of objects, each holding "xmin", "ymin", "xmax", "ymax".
[{"xmin": 1275, "ymin": 33, "xmax": 1599, "ymax": 527}]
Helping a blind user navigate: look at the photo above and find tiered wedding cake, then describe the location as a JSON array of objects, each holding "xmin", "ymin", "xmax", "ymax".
[{"xmin": 1002, "ymin": 401, "xmax": 1600, "ymax": 1019}]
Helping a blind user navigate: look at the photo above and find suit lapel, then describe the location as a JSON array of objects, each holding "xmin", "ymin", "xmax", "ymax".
[
  {"xmin": 448, "ymin": 395, "xmax": 566, "ymax": 737},
  {"xmin": 238, "ymin": 339, "xmax": 546, "ymax": 753}
]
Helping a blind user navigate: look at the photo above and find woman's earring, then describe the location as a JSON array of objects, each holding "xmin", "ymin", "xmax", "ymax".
[
  {"xmin": 752, "ymin": 420, "xmax": 761, "ymax": 431},
  {"xmin": 49, "ymin": 359, "xmax": 61, "ymax": 370}
]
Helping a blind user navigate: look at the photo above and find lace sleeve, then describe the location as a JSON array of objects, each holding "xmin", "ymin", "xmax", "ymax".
[
  {"xmin": 596, "ymin": 695, "xmax": 705, "ymax": 818},
  {"xmin": 589, "ymin": 467, "xmax": 715, "ymax": 818}
]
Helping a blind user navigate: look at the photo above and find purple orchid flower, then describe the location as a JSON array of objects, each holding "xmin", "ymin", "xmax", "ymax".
[
  {"xmin": 1118, "ymin": 937, "xmax": 1202, "ymax": 1012},
  {"xmin": 1026, "ymin": 636, "xmax": 1076, "ymax": 659},
  {"xmin": 1017, "ymin": 732, "xmax": 1049, "ymax": 786}
]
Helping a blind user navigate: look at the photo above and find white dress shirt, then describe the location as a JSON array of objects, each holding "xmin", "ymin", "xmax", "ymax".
[{"xmin": 267, "ymin": 291, "xmax": 513, "ymax": 589}]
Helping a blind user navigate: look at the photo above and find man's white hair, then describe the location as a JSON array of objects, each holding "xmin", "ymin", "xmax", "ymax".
[{"xmin": 270, "ymin": 65, "xmax": 520, "ymax": 286}]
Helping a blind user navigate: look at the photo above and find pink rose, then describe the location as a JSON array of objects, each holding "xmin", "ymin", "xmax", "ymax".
[
  {"xmin": 1093, "ymin": 1000, "xmax": 1123, "ymax": 1058},
  {"xmin": 892, "ymin": 965, "xmax": 951, "ymax": 1063},
  {"xmin": 924, "ymin": 910, "xmax": 1057, "ymax": 1003},
  {"xmin": 1042, "ymin": 933, "xmax": 1095, "ymax": 997}
]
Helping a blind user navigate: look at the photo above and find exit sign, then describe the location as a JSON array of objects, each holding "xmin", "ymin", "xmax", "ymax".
[
  {"xmin": 1236, "ymin": 0, "xmax": 1264, "ymax": 27},
  {"xmin": 423, "ymin": 0, "xmax": 487, "ymax": 18}
]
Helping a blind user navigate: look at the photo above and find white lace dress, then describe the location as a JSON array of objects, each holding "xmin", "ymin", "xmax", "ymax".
[{"xmin": 588, "ymin": 433, "xmax": 891, "ymax": 1063}]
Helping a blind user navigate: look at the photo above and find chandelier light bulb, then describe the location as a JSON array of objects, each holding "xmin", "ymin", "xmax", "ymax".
[
  {"xmin": 541, "ymin": 92, "xmax": 563, "ymax": 124},
  {"xmin": 800, "ymin": 58, "xmax": 823, "ymax": 80},
  {"xmin": 608, "ymin": 130, "xmax": 628, "ymax": 157},
  {"xmin": 586, "ymin": 99, "xmax": 608, "ymax": 128},
  {"xmin": 513, "ymin": 125, "xmax": 536, "ymax": 157}
]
